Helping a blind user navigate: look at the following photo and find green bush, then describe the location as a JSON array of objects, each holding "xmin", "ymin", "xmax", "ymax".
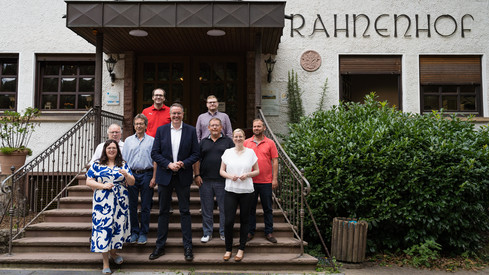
[{"xmin": 283, "ymin": 93, "xmax": 489, "ymax": 254}]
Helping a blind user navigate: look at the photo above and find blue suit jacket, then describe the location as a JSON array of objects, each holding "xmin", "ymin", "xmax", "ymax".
[{"xmin": 151, "ymin": 123, "xmax": 200, "ymax": 186}]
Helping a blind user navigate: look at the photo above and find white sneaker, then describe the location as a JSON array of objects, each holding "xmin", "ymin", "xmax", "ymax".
[
  {"xmin": 201, "ymin": 235, "xmax": 212, "ymax": 243},
  {"xmin": 220, "ymin": 235, "xmax": 225, "ymax": 241}
]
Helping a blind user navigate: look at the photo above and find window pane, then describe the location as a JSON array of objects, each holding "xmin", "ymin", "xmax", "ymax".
[
  {"xmin": 61, "ymin": 78, "xmax": 76, "ymax": 92},
  {"xmin": 143, "ymin": 83, "xmax": 155, "ymax": 102},
  {"xmin": 158, "ymin": 63, "xmax": 170, "ymax": 81},
  {"xmin": 226, "ymin": 83, "xmax": 237, "ymax": 101},
  {"xmin": 143, "ymin": 63, "xmax": 155, "ymax": 81},
  {"xmin": 442, "ymin": 96, "xmax": 458, "ymax": 111},
  {"xmin": 441, "ymin": 85, "xmax": 457, "ymax": 93},
  {"xmin": 460, "ymin": 85, "xmax": 476, "ymax": 93},
  {"xmin": 423, "ymin": 95, "xmax": 439, "ymax": 111},
  {"xmin": 1, "ymin": 78, "xmax": 16, "ymax": 92},
  {"xmin": 78, "ymin": 94, "xmax": 93, "ymax": 109},
  {"xmin": 171, "ymin": 83, "xmax": 183, "ymax": 103},
  {"xmin": 214, "ymin": 63, "xmax": 225, "ymax": 81},
  {"xmin": 79, "ymin": 64, "xmax": 95, "ymax": 75},
  {"xmin": 172, "ymin": 63, "xmax": 184, "ymax": 81},
  {"xmin": 226, "ymin": 62, "xmax": 237, "ymax": 81},
  {"xmin": 61, "ymin": 65, "xmax": 77, "ymax": 75},
  {"xmin": 60, "ymin": 95, "xmax": 76, "ymax": 109},
  {"xmin": 0, "ymin": 94, "xmax": 14, "ymax": 109},
  {"xmin": 41, "ymin": 95, "xmax": 57, "ymax": 109},
  {"xmin": 42, "ymin": 78, "xmax": 58, "ymax": 92},
  {"xmin": 79, "ymin": 77, "xmax": 94, "ymax": 92},
  {"xmin": 423, "ymin": 85, "xmax": 438, "ymax": 93},
  {"xmin": 44, "ymin": 64, "xmax": 59, "ymax": 75},
  {"xmin": 460, "ymin": 96, "xmax": 476, "ymax": 111},
  {"xmin": 3, "ymin": 63, "xmax": 17, "ymax": 75},
  {"xmin": 199, "ymin": 63, "xmax": 211, "ymax": 82}
]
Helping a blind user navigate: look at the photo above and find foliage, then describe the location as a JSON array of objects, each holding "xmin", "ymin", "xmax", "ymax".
[
  {"xmin": 286, "ymin": 70, "xmax": 304, "ymax": 124},
  {"xmin": 0, "ymin": 107, "xmax": 40, "ymax": 155},
  {"xmin": 403, "ymin": 240, "xmax": 441, "ymax": 267},
  {"xmin": 283, "ymin": 93, "xmax": 489, "ymax": 255},
  {"xmin": 317, "ymin": 78, "xmax": 328, "ymax": 111}
]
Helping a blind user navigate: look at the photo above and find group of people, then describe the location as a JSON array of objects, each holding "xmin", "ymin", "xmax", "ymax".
[{"xmin": 85, "ymin": 88, "xmax": 278, "ymax": 274}]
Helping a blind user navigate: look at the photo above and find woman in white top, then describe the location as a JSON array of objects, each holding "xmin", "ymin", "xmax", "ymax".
[{"xmin": 220, "ymin": 128, "xmax": 259, "ymax": 262}]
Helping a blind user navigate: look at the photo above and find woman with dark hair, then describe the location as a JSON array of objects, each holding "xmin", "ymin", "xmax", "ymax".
[{"xmin": 86, "ymin": 139, "xmax": 135, "ymax": 274}]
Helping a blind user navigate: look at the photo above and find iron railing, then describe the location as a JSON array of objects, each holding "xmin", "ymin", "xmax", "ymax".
[
  {"xmin": 258, "ymin": 109, "xmax": 332, "ymax": 263},
  {"xmin": 0, "ymin": 107, "xmax": 123, "ymax": 254}
]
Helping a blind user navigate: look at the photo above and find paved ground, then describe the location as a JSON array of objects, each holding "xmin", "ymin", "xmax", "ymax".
[{"xmin": 0, "ymin": 267, "xmax": 489, "ymax": 275}]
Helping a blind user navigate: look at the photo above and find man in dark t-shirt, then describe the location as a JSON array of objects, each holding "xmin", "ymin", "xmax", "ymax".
[{"xmin": 194, "ymin": 117, "xmax": 234, "ymax": 243}]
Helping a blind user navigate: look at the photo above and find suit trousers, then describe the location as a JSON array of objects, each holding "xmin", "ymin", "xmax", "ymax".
[
  {"xmin": 155, "ymin": 175, "xmax": 192, "ymax": 249},
  {"xmin": 224, "ymin": 191, "xmax": 253, "ymax": 251},
  {"xmin": 128, "ymin": 171, "xmax": 154, "ymax": 235}
]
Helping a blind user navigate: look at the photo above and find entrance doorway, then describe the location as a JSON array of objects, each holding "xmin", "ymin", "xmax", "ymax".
[{"xmin": 137, "ymin": 56, "xmax": 245, "ymax": 127}]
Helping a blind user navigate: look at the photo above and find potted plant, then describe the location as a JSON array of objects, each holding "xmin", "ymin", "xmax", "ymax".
[{"xmin": 0, "ymin": 107, "xmax": 41, "ymax": 174}]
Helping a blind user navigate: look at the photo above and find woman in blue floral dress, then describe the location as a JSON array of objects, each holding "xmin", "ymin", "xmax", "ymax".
[{"xmin": 86, "ymin": 139, "xmax": 135, "ymax": 274}]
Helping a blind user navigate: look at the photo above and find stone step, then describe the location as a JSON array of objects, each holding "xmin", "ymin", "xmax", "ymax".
[
  {"xmin": 12, "ymin": 236, "xmax": 303, "ymax": 254},
  {"xmin": 68, "ymin": 184, "xmax": 201, "ymax": 197},
  {"xmin": 58, "ymin": 196, "xmax": 203, "ymax": 209},
  {"xmin": 43, "ymin": 208, "xmax": 284, "ymax": 224},
  {"xmin": 0, "ymin": 252, "xmax": 317, "ymax": 271},
  {"xmin": 23, "ymin": 222, "xmax": 295, "ymax": 238}
]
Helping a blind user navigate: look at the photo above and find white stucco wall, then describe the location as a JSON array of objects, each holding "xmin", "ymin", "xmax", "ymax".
[{"xmin": 263, "ymin": 0, "xmax": 489, "ymax": 135}]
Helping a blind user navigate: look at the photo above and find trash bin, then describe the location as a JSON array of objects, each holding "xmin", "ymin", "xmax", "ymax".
[{"xmin": 331, "ymin": 217, "xmax": 368, "ymax": 263}]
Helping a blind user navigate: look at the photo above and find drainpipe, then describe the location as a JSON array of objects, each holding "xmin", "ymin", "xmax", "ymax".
[{"xmin": 94, "ymin": 30, "xmax": 103, "ymax": 146}]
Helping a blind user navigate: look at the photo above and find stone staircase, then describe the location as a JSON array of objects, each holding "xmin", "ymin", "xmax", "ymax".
[{"xmin": 0, "ymin": 175, "xmax": 318, "ymax": 272}]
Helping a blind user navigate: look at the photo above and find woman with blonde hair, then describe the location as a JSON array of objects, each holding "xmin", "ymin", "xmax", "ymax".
[{"xmin": 220, "ymin": 128, "xmax": 259, "ymax": 262}]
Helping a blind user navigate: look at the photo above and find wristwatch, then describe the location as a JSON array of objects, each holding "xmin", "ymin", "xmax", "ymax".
[{"xmin": 194, "ymin": 174, "xmax": 200, "ymax": 179}]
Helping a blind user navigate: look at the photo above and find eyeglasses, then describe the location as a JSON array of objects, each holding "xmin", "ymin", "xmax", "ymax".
[
  {"xmin": 134, "ymin": 123, "xmax": 146, "ymax": 126},
  {"xmin": 153, "ymin": 94, "xmax": 164, "ymax": 98},
  {"xmin": 109, "ymin": 131, "xmax": 121, "ymax": 134},
  {"xmin": 207, "ymin": 101, "xmax": 218, "ymax": 104}
]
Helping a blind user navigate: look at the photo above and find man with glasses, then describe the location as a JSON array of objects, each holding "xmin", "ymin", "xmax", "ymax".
[
  {"xmin": 142, "ymin": 88, "xmax": 171, "ymax": 138},
  {"xmin": 195, "ymin": 95, "xmax": 232, "ymax": 142},
  {"xmin": 122, "ymin": 114, "xmax": 156, "ymax": 245},
  {"xmin": 89, "ymin": 123, "xmax": 124, "ymax": 165}
]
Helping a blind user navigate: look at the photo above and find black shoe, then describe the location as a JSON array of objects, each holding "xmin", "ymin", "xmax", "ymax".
[
  {"xmin": 265, "ymin": 233, "xmax": 277, "ymax": 243},
  {"xmin": 184, "ymin": 247, "xmax": 194, "ymax": 261},
  {"xmin": 149, "ymin": 247, "xmax": 165, "ymax": 260}
]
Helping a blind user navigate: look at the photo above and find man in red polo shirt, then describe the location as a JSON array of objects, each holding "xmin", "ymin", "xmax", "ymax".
[
  {"xmin": 142, "ymin": 88, "xmax": 171, "ymax": 137},
  {"xmin": 243, "ymin": 118, "xmax": 279, "ymax": 243}
]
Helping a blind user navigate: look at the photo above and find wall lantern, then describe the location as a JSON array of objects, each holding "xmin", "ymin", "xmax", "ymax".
[
  {"xmin": 264, "ymin": 55, "xmax": 276, "ymax": 83},
  {"xmin": 105, "ymin": 55, "xmax": 118, "ymax": 83}
]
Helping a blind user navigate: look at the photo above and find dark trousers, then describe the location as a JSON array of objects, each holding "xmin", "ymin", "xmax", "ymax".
[
  {"xmin": 128, "ymin": 171, "xmax": 154, "ymax": 235},
  {"xmin": 199, "ymin": 180, "xmax": 225, "ymax": 236},
  {"xmin": 224, "ymin": 191, "xmax": 253, "ymax": 251},
  {"xmin": 155, "ymin": 175, "xmax": 192, "ymax": 249},
  {"xmin": 249, "ymin": 183, "xmax": 274, "ymax": 236}
]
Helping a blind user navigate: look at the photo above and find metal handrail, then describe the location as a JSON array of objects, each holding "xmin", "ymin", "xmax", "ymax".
[
  {"xmin": 0, "ymin": 107, "xmax": 123, "ymax": 254},
  {"xmin": 258, "ymin": 109, "xmax": 333, "ymax": 266}
]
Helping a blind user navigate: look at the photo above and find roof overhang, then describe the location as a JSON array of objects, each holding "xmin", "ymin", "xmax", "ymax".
[{"xmin": 65, "ymin": 1, "xmax": 285, "ymax": 54}]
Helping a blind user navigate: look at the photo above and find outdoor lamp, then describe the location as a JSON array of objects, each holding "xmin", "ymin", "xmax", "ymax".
[
  {"xmin": 265, "ymin": 55, "xmax": 276, "ymax": 83},
  {"xmin": 105, "ymin": 55, "xmax": 118, "ymax": 83}
]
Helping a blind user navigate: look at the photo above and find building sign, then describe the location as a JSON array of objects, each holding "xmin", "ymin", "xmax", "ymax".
[
  {"xmin": 106, "ymin": 91, "xmax": 120, "ymax": 105},
  {"xmin": 289, "ymin": 14, "xmax": 474, "ymax": 38},
  {"xmin": 262, "ymin": 90, "xmax": 279, "ymax": 116}
]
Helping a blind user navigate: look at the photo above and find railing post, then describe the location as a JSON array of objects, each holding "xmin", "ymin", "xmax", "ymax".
[{"xmin": 8, "ymin": 165, "xmax": 15, "ymax": 255}]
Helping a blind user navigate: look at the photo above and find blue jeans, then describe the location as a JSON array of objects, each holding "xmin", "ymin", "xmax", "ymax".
[
  {"xmin": 128, "ymin": 171, "xmax": 154, "ymax": 235},
  {"xmin": 249, "ymin": 183, "xmax": 273, "ymax": 236},
  {"xmin": 199, "ymin": 180, "xmax": 225, "ymax": 236}
]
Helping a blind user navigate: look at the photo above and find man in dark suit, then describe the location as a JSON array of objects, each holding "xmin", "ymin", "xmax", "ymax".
[{"xmin": 149, "ymin": 103, "xmax": 199, "ymax": 261}]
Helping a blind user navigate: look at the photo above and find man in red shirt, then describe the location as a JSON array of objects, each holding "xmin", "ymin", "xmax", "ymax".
[
  {"xmin": 243, "ymin": 118, "xmax": 279, "ymax": 243},
  {"xmin": 142, "ymin": 88, "xmax": 171, "ymax": 137}
]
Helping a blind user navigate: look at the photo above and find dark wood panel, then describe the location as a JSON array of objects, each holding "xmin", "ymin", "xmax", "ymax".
[
  {"xmin": 340, "ymin": 55, "xmax": 402, "ymax": 74},
  {"xmin": 420, "ymin": 55, "xmax": 481, "ymax": 85}
]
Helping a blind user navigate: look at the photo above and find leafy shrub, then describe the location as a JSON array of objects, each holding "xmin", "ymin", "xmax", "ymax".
[
  {"xmin": 283, "ymin": 93, "xmax": 489, "ymax": 254},
  {"xmin": 404, "ymin": 240, "xmax": 441, "ymax": 268}
]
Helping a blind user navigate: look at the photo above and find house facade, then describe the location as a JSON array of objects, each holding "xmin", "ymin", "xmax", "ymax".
[{"xmin": 1, "ymin": 0, "xmax": 488, "ymax": 160}]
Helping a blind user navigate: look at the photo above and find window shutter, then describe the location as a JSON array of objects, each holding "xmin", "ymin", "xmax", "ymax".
[
  {"xmin": 419, "ymin": 55, "xmax": 481, "ymax": 85},
  {"xmin": 340, "ymin": 55, "xmax": 401, "ymax": 74}
]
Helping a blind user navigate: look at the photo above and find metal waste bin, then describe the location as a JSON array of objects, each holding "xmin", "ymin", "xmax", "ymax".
[{"xmin": 331, "ymin": 217, "xmax": 368, "ymax": 263}]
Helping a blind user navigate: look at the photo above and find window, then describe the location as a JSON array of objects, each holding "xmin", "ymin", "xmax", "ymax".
[
  {"xmin": 420, "ymin": 55, "xmax": 482, "ymax": 116},
  {"xmin": 37, "ymin": 57, "xmax": 95, "ymax": 111},
  {"xmin": 0, "ymin": 57, "xmax": 18, "ymax": 111}
]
